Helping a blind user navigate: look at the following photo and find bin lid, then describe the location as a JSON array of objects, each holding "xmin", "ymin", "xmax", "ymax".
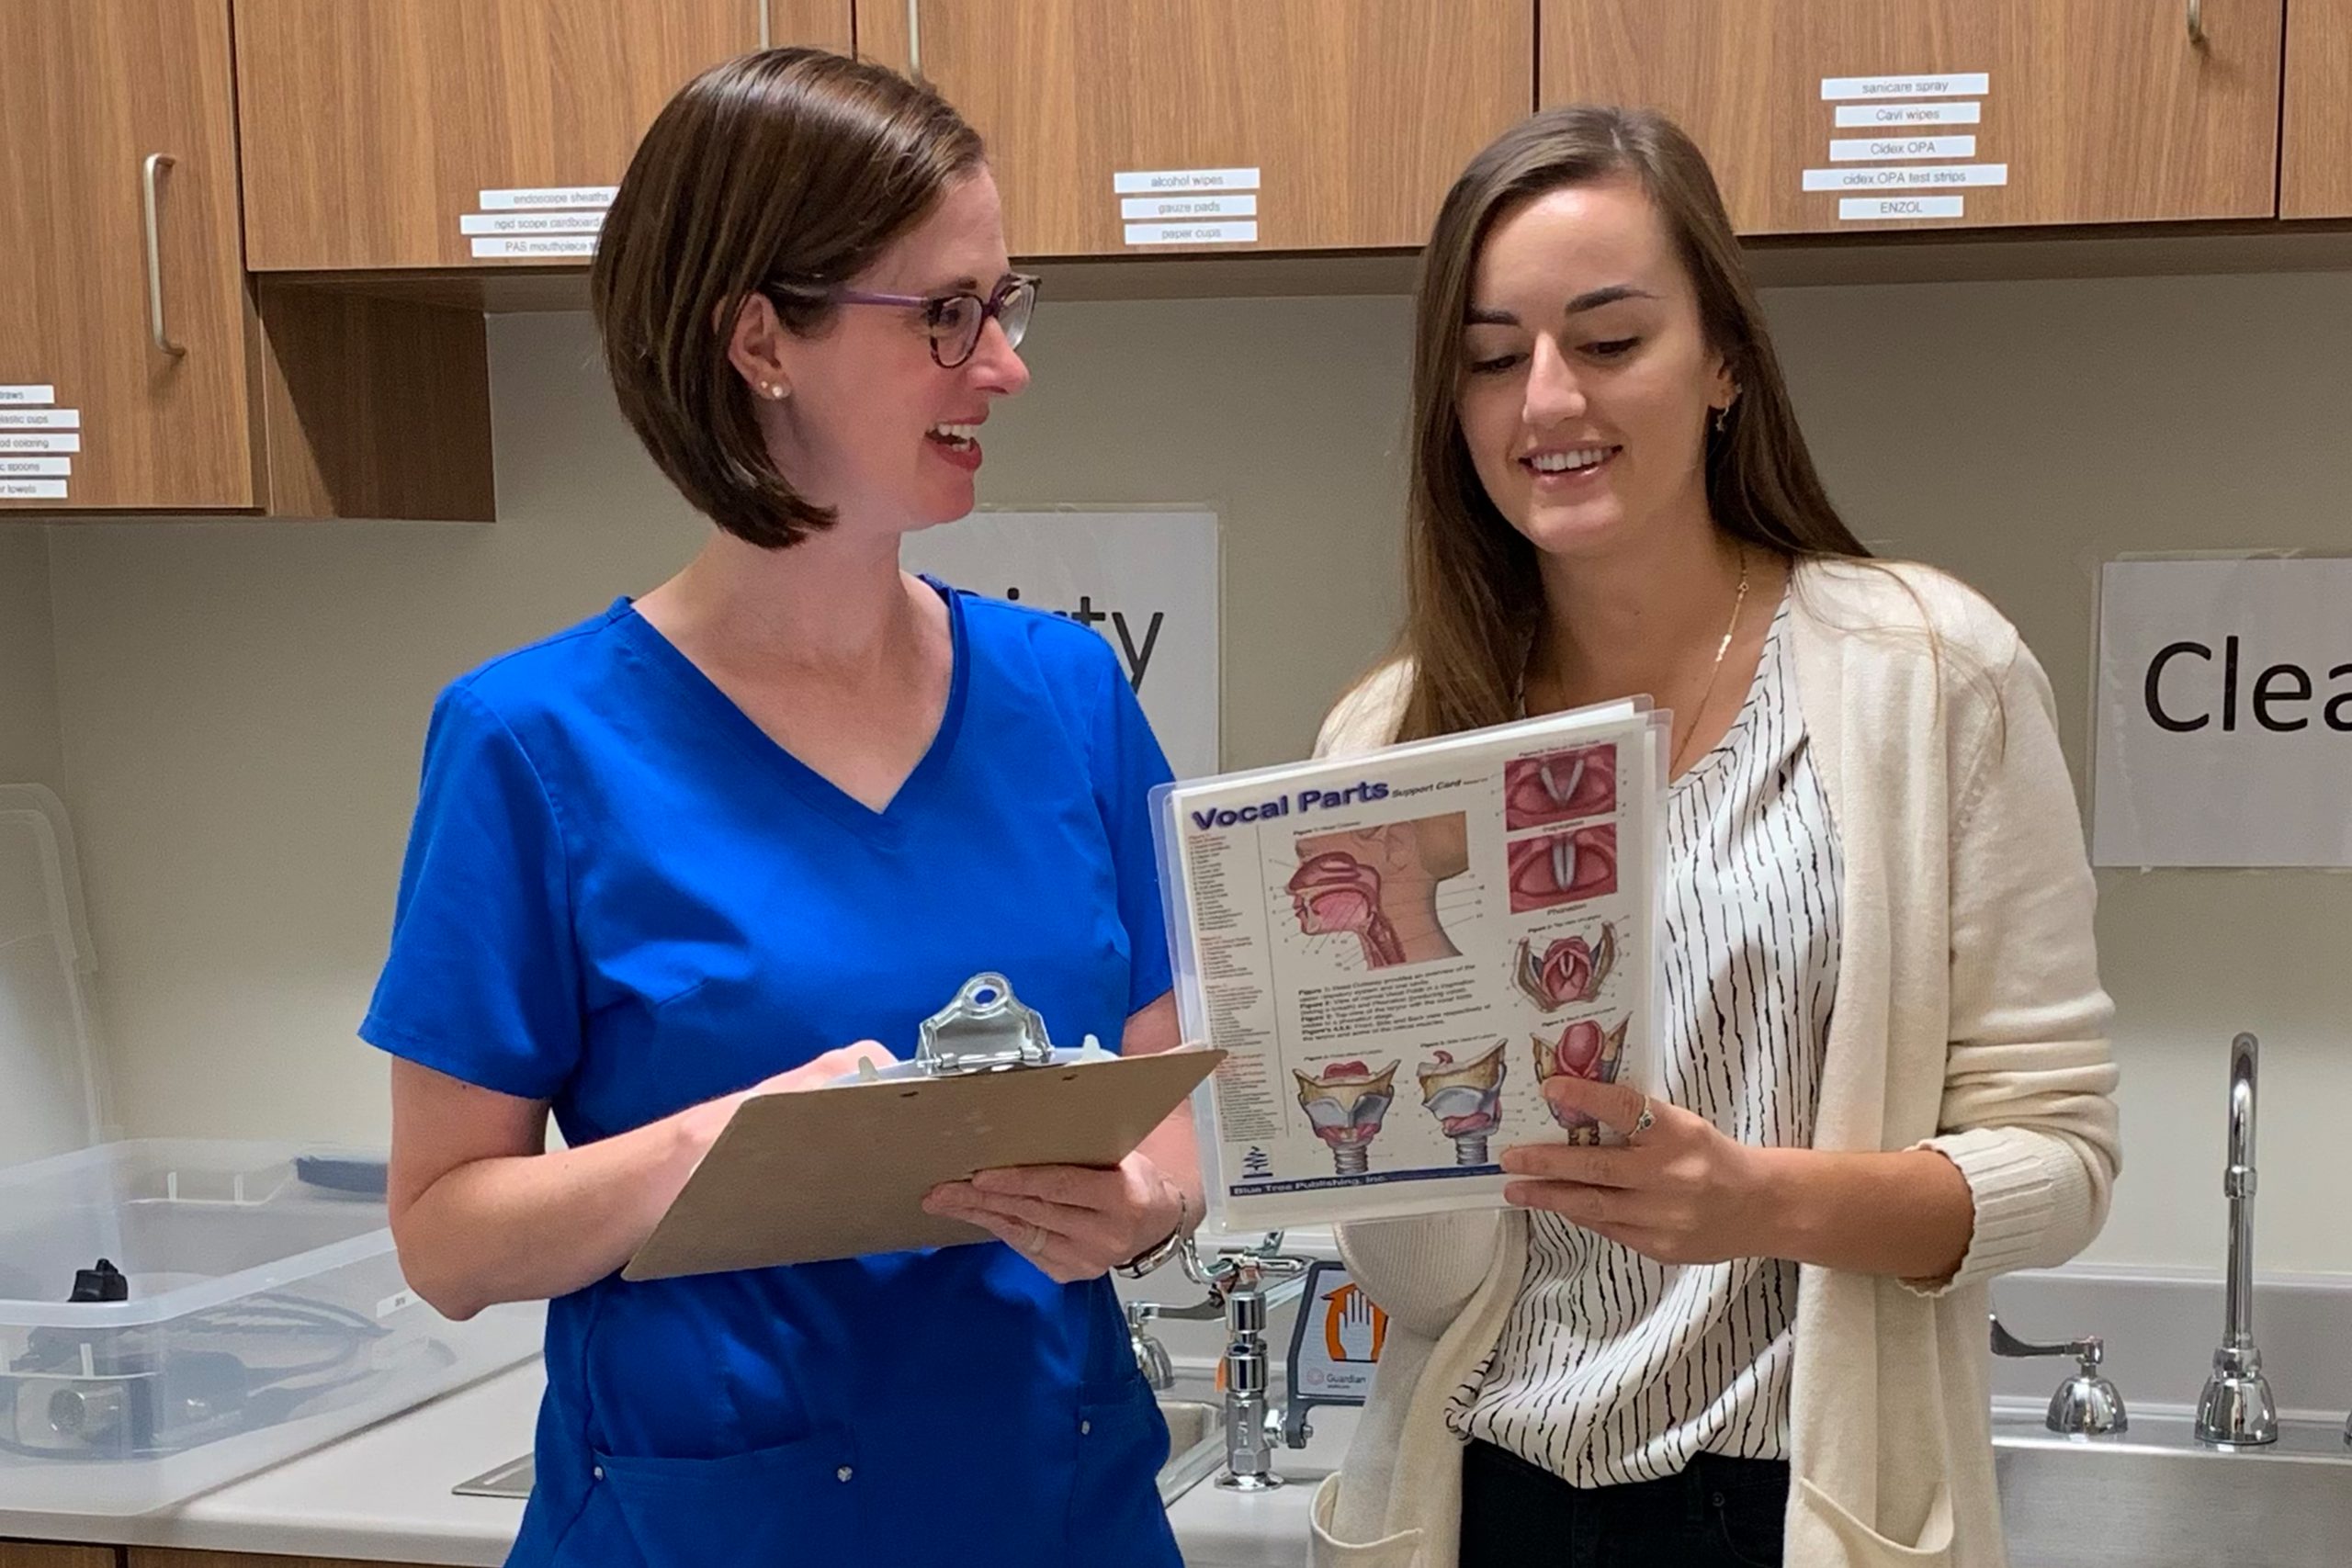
[{"xmin": 0, "ymin": 783, "xmax": 107, "ymax": 1162}]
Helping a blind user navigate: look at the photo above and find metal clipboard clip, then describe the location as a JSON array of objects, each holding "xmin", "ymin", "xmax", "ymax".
[{"xmin": 847, "ymin": 974, "xmax": 1113, "ymax": 1084}]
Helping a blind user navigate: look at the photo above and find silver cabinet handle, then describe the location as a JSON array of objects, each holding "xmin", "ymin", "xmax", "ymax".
[
  {"xmin": 141, "ymin": 153, "xmax": 186, "ymax": 357},
  {"xmin": 2188, "ymin": 0, "xmax": 2205, "ymax": 46},
  {"xmin": 907, "ymin": 0, "xmax": 922, "ymax": 77},
  {"xmin": 757, "ymin": 0, "xmax": 769, "ymax": 49}
]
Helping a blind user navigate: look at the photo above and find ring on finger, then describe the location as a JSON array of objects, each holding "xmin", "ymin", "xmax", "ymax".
[{"xmin": 1631, "ymin": 1095, "xmax": 1657, "ymax": 1138}]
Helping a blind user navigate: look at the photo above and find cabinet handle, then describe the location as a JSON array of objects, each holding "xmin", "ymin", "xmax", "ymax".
[
  {"xmin": 2187, "ymin": 0, "xmax": 2205, "ymax": 46},
  {"xmin": 141, "ymin": 152, "xmax": 186, "ymax": 357},
  {"xmin": 907, "ymin": 0, "xmax": 922, "ymax": 77},
  {"xmin": 757, "ymin": 1, "xmax": 769, "ymax": 49}
]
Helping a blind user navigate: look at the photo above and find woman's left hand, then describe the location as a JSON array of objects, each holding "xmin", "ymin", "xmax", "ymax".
[
  {"xmin": 1501, "ymin": 1077, "xmax": 1773, "ymax": 1267},
  {"xmin": 922, "ymin": 1153, "xmax": 1186, "ymax": 1284}
]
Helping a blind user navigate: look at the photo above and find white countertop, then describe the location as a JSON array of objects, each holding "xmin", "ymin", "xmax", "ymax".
[{"xmin": 0, "ymin": 1358, "xmax": 1338, "ymax": 1566}]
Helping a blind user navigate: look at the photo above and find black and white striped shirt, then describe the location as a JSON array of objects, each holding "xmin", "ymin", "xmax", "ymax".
[{"xmin": 1448, "ymin": 595, "xmax": 1843, "ymax": 1486}]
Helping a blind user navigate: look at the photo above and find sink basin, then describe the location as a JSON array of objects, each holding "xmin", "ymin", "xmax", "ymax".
[
  {"xmin": 455, "ymin": 1392, "xmax": 1233, "ymax": 1507},
  {"xmin": 1996, "ymin": 1406, "xmax": 2352, "ymax": 1568}
]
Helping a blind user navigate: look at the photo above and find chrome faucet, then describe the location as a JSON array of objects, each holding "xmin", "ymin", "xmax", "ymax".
[
  {"xmin": 2195, "ymin": 1031, "xmax": 2278, "ymax": 1449},
  {"xmin": 1989, "ymin": 1314, "xmax": 2128, "ymax": 1435},
  {"xmin": 1125, "ymin": 1233, "xmax": 1317, "ymax": 1490}
]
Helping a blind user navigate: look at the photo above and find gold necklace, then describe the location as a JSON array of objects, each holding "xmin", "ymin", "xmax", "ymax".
[{"xmin": 1669, "ymin": 547, "xmax": 1750, "ymax": 777}]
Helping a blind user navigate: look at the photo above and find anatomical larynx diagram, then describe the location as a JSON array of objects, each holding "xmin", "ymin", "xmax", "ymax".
[
  {"xmin": 1417, "ymin": 1040, "xmax": 1509, "ymax": 1165},
  {"xmin": 1294, "ymin": 1059, "xmax": 1399, "ymax": 1175},
  {"xmin": 1287, "ymin": 813, "xmax": 1471, "ymax": 970},
  {"xmin": 1503, "ymin": 742, "xmax": 1617, "ymax": 829},
  {"xmin": 1163, "ymin": 697, "xmax": 1663, "ymax": 1224}
]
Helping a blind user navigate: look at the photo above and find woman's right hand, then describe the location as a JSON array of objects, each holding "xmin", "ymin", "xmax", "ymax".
[{"xmin": 681, "ymin": 1041, "xmax": 899, "ymax": 1156}]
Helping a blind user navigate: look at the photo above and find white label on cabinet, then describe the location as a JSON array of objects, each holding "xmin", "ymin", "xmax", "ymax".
[
  {"xmin": 477, "ymin": 186, "xmax": 617, "ymax": 210},
  {"xmin": 1124, "ymin": 221, "xmax": 1260, "ymax": 247},
  {"xmin": 1112, "ymin": 167, "xmax": 1261, "ymax": 195},
  {"xmin": 1119, "ymin": 194, "xmax": 1259, "ymax": 220},
  {"xmin": 469, "ymin": 235, "xmax": 600, "ymax": 259},
  {"xmin": 1829, "ymin": 135, "xmax": 1977, "ymax": 162},
  {"xmin": 1804, "ymin": 164, "xmax": 2008, "ymax": 192},
  {"xmin": 0, "ymin": 408, "xmax": 78, "ymax": 430},
  {"xmin": 0, "ymin": 385, "xmax": 55, "ymax": 405},
  {"xmin": 376, "ymin": 1288, "xmax": 421, "ymax": 1319},
  {"xmin": 0, "ymin": 479, "xmax": 67, "ymax": 501},
  {"xmin": 0, "ymin": 457, "xmax": 70, "ymax": 477},
  {"xmin": 1839, "ymin": 196, "xmax": 1966, "ymax": 221},
  {"xmin": 1834, "ymin": 102, "xmax": 1982, "ymax": 128},
  {"xmin": 1821, "ymin": 73, "xmax": 1990, "ymax": 101},
  {"xmin": 460, "ymin": 211, "xmax": 606, "ymax": 236},
  {"xmin": 0, "ymin": 434, "xmax": 78, "ymax": 453}
]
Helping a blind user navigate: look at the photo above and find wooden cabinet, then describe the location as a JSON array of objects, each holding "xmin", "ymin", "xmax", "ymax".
[
  {"xmin": 127, "ymin": 1551, "xmax": 435, "ymax": 1568},
  {"xmin": 857, "ymin": 1, "xmax": 1535, "ymax": 255},
  {"xmin": 235, "ymin": 1, "xmax": 854, "ymax": 271},
  {"xmin": 0, "ymin": 1544, "xmax": 119, "ymax": 1568},
  {"xmin": 1541, "ymin": 0, "xmax": 2285, "ymax": 235},
  {"xmin": 0, "ymin": 0, "xmax": 258, "ymax": 510},
  {"xmin": 2282, "ymin": 0, "xmax": 2352, "ymax": 216}
]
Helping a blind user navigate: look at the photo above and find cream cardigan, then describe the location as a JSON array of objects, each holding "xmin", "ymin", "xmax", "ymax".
[{"xmin": 1304, "ymin": 558, "xmax": 2121, "ymax": 1568}]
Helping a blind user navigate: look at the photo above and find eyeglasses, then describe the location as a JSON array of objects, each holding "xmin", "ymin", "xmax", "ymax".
[{"xmin": 828, "ymin": 273, "xmax": 1040, "ymax": 368}]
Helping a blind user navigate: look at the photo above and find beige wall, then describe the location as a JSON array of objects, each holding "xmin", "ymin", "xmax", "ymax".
[
  {"xmin": 24, "ymin": 270, "xmax": 2352, "ymax": 1274},
  {"xmin": 0, "ymin": 531, "xmax": 63, "ymax": 795}
]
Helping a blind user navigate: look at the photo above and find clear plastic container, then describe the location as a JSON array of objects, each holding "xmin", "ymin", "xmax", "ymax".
[{"xmin": 0, "ymin": 1138, "xmax": 539, "ymax": 1514}]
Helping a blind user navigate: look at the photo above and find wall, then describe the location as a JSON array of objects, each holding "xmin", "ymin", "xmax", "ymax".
[
  {"xmin": 26, "ymin": 270, "xmax": 2352, "ymax": 1274},
  {"xmin": 0, "ymin": 530, "xmax": 63, "ymax": 795}
]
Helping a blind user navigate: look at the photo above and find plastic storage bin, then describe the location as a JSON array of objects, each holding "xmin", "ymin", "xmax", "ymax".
[{"xmin": 0, "ymin": 1138, "xmax": 539, "ymax": 1514}]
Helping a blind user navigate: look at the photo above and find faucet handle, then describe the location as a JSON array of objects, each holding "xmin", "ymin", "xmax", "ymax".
[{"xmin": 1990, "ymin": 1314, "xmax": 2129, "ymax": 1436}]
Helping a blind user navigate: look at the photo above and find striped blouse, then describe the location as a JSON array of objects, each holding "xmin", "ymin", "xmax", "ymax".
[{"xmin": 1448, "ymin": 593, "xmax": 1844, "ymax": 1486}]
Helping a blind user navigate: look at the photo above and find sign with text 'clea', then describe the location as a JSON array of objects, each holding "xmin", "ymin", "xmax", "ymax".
[{"xmin": 2092, "ymin": 558, "xmax": 2352, "ymax": 868}]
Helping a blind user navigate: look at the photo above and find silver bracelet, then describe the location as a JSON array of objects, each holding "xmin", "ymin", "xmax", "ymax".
[{"xmin": 1114, "ymin": 1190, "xmax": 1193, "ymax": 1279}]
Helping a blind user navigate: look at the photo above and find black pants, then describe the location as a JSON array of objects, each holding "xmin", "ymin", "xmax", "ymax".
[{"xmin": 1459, "ymin": 1438, "xmax": 1788, "ymax": 1568}]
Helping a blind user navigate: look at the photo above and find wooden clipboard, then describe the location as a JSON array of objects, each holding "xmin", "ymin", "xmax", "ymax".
[{"xmin": 623, "ymin": 1045, "xmax": 1224, "ymax": 1281}]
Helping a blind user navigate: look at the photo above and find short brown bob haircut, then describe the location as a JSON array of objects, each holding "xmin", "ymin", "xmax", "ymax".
[{"xmin": 589, "ymin": 49, "xmax": 986, "ymax": 549}]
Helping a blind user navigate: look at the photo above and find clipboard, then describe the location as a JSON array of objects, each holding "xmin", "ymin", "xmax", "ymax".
[{"xmin": 623, "ymin": 975, "xmax": 1224, "ymax": 1281}]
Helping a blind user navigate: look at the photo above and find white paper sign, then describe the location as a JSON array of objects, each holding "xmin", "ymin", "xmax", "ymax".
[
  {"xmin": 1125, "ymin": 221, "xmax": 1259, "ymax": 247},
  {"xmin": 1840, "ymin": 196, "xmax": 1965, "ymax": 221},
  {"xmin": 1821, "ymin": 73, "xmax": 1990, "ymax": 100},
  {"xmin": 0, "ymin": 385, "xmax": 55, "ymax": 405},
  {"xmin": 0, "ymin": 480, "xmax": 67, "ymax": 501},
  {"xmin": 469, "ymin": 235, "xmax": 599, "ymax": 259},
  {"xmin": 901, "ymin": 509, "xmax": 1220, "ymax": 779},
  {"xmin": 0, "ymin": 457, "xmax": 69, "ymax": 477},
  {"xmin": 0, "ymin": 409, "xmax": 79, "ymax": 430},
  {"xmin": 0, "ymin": 434, "xmax": 78, "ymax": 454},
  {"xmin": 1119, "ymin": 194, "xmax": 1258, "ymax": 220},
  {"xmin": 477, "ymin": 186, "xmax": 616, "ymax": 210},
  {"xmin": 1804, "ymin": 164, "xmax": 2007, "ymax": 192},
  {"xmin": 460, "ymin": 212, "xmax": 605, "ymax": 235},
  {"xmin": 1835, "ymin": 102, "xmax": 1982, "ymax": 127},
  {"xmin": 2093, "ymin": 558, "xmax": 2352, "ymax": 868},
  {"xmin": 1112, "ymin": 168, "xmax": 1261, "ymax": 195},
  {"xmin": 1829, "ymin": 135, "xmax": 1977, "ymax": 162}
]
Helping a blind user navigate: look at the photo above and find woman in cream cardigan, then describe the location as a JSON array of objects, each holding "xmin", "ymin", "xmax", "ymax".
[{"xmin": 1307, "ymin": 107, "xmax": 2120, "ymax": 1568}]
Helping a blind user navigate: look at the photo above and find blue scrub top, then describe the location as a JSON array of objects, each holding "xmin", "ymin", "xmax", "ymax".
[{"xmin": 361, "ymin": 581, "xmax": 1182, "ymax": 1568}]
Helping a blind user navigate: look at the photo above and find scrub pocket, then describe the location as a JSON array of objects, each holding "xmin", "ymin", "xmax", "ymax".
[
  {"xmin": 593, "ymin": 1427, "xmax": 862, "ymax": 1567},
  {"xmin": 1066, "ymin": 1380, "xmax": 1180, "ymax": 1565}
]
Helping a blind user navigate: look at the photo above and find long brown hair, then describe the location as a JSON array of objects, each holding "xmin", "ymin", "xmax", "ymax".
[
  {"xmin": 1394, "ymin": 105, "xmax": 1868, "ymax": 742},
  {"xmin": 589, "ymin": 49, "xmax": 985, "ymax": 549}
]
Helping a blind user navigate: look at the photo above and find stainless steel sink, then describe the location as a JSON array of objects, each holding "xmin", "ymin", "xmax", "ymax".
[
  {"xmin": 1996, "ymin": 1406, "xmax": 2352, "ymax": 1568},
  {"xmin": 454, "ymin": 1392, "xmax": 1232, "ymax": 1506}
]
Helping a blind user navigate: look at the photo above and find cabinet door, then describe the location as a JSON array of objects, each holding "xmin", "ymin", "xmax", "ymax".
[
  {"xmin": 1541, "ymin": 0, "xmax": 2283, "ymax": 235},
  {"xmin": 235, "ymin": 1, "xmax": 852, "ymax": 271},
  {"xmin": 2282, "ymin": 0, "xmax": 2352, "ymax": 216},
  {"xmin": 0, "ymin": 0, "xmax": 255, "ymax": 512},
  {"xmin": 1, "ymin": 1545, "xmax": 120, "ymax": 1568},
  {"xmin": 858, "ymin": 1, "xmax": 1535, "ymax": 255}
]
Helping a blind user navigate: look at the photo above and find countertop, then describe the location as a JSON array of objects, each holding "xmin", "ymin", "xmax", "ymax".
[{"xmin": 0, "ymin": 1358, "xmax": 1340, "ymax": 1566}]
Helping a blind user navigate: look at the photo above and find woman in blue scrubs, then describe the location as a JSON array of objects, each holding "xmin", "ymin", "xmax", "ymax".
[{"xmin": 363, "ymin": 51, "xmax": 1197, "ymax": 1567}]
